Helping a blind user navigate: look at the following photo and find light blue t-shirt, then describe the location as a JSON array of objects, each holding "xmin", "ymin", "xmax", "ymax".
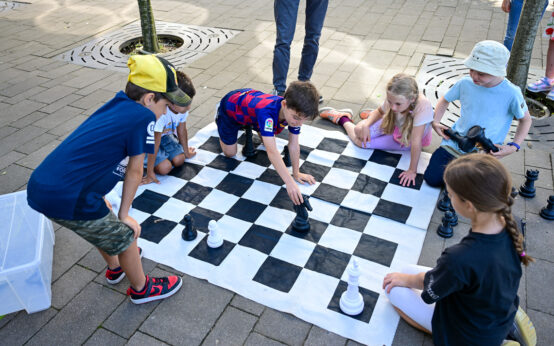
[{"xmin": 441, "ymin": 76, "xmax": 527, "ymax": 153}]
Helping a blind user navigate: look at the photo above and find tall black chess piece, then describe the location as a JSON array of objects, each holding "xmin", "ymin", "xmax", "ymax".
[
  {"xmin": 242, "ymin": 125, "xmax": 257, "ymax": 157},
  {"xmin": 282, "ymin": 145, "xmax": 291, "ymax": 167},
  {"xmin": 292, "ymin": 195, "xmax": 313, "ymax": 232},
  {"xmin": 519, "ymin": 169, "xmax": 539, "ymax": 198},
  {"xmin": 540, "ymin": 195, "xmax": 554, "ymax": 220},
  {"xmin": 448, "ymin": 209, "xmax": 458, "ymax": 227},
  {"xmin": 182, "ymin": 214, "xmax": 198, "ymax": 241},
  {"xmin": 437, "ymin": 211, "xmax": 454, "ymax": 238},
  {"xmin": 444, "ymin": 125, "xmax": 499, "ymax": 153},
  {"xmin": 437, "ymin": 190, "xmax": 451, "ymax": 211}
]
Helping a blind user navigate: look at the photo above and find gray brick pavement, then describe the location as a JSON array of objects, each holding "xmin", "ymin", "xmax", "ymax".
[{"xmin": 1, "ymin": 0, "xmax": 553, "ymax": 345}]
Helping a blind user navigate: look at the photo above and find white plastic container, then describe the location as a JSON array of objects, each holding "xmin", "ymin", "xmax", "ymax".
[{"xmin": 0, "ymin": 190, "xmax": 55, "ymax": 315}]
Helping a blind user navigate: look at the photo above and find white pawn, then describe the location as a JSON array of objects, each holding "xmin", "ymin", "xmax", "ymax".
[
  {"xmin": 207, "ymin": 220, "xmax": 223, "ymax": 248},
  {"xmin": 339, "ymin": 259, "xmax": 364, "ymax": 316}
]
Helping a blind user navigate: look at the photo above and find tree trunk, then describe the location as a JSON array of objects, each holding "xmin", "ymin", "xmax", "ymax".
[
  {"xmin": 137, "ymin": 0, "xmax": 160, "ymax": 53},
  {"xmin": 507, "ymin": 0, "xmax": 546, "ymax": 93}
]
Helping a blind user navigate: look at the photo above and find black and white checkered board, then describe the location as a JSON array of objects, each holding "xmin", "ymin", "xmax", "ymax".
[{"xmin": 111, "ymin": 123, "xmax": 440, "ymax": 345}]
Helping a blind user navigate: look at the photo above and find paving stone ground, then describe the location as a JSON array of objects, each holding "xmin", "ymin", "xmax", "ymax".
[{"xmin": 1, "ymin": 0, "xmax": 553, "ymax": 345}]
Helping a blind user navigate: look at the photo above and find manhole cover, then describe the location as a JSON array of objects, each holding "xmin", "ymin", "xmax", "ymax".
[
  {"xmin": 417, "ymin": 55, "xmax": 544, "ymax": 140},
  {"xmin": 58, "ymin": 21, "xmax": 241, "ymax": 72},
  {"xmin": 0, "ymin": 1, "xmax": 27, "ymax": 12}
]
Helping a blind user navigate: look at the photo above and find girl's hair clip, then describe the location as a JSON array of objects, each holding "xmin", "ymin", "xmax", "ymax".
[{"xmin": 520, "ymin": 251, "xmax": 526, "ymax": 257}]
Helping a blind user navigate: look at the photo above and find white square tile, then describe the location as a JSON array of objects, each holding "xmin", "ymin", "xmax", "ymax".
[
  {"xmin": 322, "ymin": 167, "xmax": 358, "ymax": 190},
  {"xmin": 341, "ymin": 142, "xmax": 373, "ymax": 160},
  {"xmin": 242, "ymin": 180, "xmax": 281, "ymax": 204},
  {"xmin": 186, "ymin": 149, "xmax": 218, "ymax": 165},
  {"xmin": 298, "ymin": 126, "xmax": 326, "ymax": 148},
  {"xmin": 138, "ymin": 175, "xmax": 187, "ymax": 197},
  {"xmin": 256, "ymin": 206, "xmax": 296, "ymax": 231},
  {"xmin": 153, "ymin": 197, "xmax": 195, "ymax": 223},
  {"xmin": 199, "ymin": 189, "xmax": 240, "ymax": 214},
  {"xmin": 309, "ymin": 197, "xmax": 340, "ymax": 223},
  {"xmin": 360, "ymin": 161, "xmax": 395, "ymax": 182},
  {"xmin": 299, "ymin": 181, "xmax": 320, "ymax": 195},
  {"xmin": 128, "ymin": 208, "xmax": 150, "ymax": 224},
  {"xmin": 216, "ymin": 215, "xmax": 252, "ymax": 243},
  {"xmin": 305, "ymin": 149, "xmax": 339, "ymax": 167},
  {"xmin": 232, "ymin": 161, "xmax": 267, "ymax": 179},
  {"xmin": 341, "ymin": 190, "xmax": 380, "ymax": 214},
  {"xmin": 190, "ymin": 166, "xmax": 228, "ymax": 188},
  {"xmin": 318, "ymin": 224, "xmax": 362, "ymax": 254},
  {"xmin": 270, "ymin": 233, "xmax": 316, "ymax": 267}
]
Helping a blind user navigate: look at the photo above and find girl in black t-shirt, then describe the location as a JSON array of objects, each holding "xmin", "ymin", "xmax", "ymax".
[{"xmin": 382, "ymin": 154, "xmax": 536, "ymax": 346}]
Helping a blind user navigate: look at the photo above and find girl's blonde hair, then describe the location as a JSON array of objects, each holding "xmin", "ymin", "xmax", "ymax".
[
  {"xmin": 444, "ymin": 154, "xmax": 533, "ymax": 266},
  {"xmin": 380, "ymin": 73, "xmax": 419, "ymax": 146}
]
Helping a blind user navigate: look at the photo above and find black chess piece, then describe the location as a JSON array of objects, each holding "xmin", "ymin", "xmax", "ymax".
[
  {"xmin": 437, "ymin": 190, "xmax": 451, "ymax": 211},
  {"xmin": 282, "ymin": 145, "xmax": 291, "ymax": 167},
  {"xmin": 292, "ymin": 195, "xmax": 313, "ymax": 232},
  {"xmin": 437, "ymin": 211, "xmax": 454, "ymax": 238},
  {"xmin": 511, "ymin": 186, "xmax": 518, "ymax": 198},
  {"xmin": 181, "ymin": 214, "xmax": 198, "ymax": 241},
  {"xmin": 242, "ymin": 125, "xmax": 257, "ymax": 157},
  {"xmin": 539, "ymin": 195, "xmax": 554, "ymax": 220},
  {"xmin": 519, "ymin": 169, "xmax": 539, "ymax": 198},
  {"xmin": 448, "ymin": 208, "xmax": 458, "ymax": 227}
]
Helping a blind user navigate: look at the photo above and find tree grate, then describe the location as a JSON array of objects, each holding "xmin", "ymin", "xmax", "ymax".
[
  {"xmin": 0, "ymin": 1, "xmax": 28, "ymax": 12},
  {"xmin": 57, "ymin": 21, "xmax": 241, "ymax": 72}
]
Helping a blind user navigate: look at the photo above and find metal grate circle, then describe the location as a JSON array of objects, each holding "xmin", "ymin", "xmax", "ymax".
[
  {"xmin": 0, "ymin": 1, "xmax": 27, "ymax": 12},
  {"xmin": 58, "ymin": 21, "xmax": 241, "ymax": 72},
  {"xmin": 417, "ymin": 55, "xmax": 544, "ymax": 139}
]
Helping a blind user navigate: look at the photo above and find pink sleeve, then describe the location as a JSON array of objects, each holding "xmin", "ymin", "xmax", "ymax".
[{"xmin": 412, "ymin": 95, "xmax": 434, "ymax": 127}]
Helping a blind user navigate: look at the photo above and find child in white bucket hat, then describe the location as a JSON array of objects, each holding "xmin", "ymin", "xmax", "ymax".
[{"xmin": 422, "ymin": 40, "xmax": 532, "ymax": 188}]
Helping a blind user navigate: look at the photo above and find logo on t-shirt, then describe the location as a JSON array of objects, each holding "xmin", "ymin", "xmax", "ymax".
[
  {"xmin": 146, "ymin": 121, "xmax": 155, "ymax": 145},
  {"xmin": 264, "ymin": 118, "xmax": 273, "ymax": 132}
]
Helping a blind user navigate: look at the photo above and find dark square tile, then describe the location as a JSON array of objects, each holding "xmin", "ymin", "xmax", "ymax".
[
  {"xmin": 207, "ymin": 155, "xmax": 241, "ymax": 172},
  {"xmin": 140, "ymin": 216, "xmax": 177, "ymax": 243},
  {"xmin": 330, "ymin": 207, "xmax": 372, "ymax": 231},
  {"xmin": 373, "ymin": 199, "xmax": 412, "ymax": 224},
  {"xmin": 351, "ymin": 174, "xmax": 388, "ymax": 197},
  {"xmin": 227, "ymin": 198, "xmax": 267, "ymax": 223},
  {"xmin": 285, "ymin": 218, "xmax": 328, "ymax": 243},
  {"xmin": 354, "ymin": 234, "xmax": 398, "ymax": 267},
  {"xmin": 132, "ymin": 190, "xmax": 169, "ymax": 214},
  {"xmin": 199, "ymin": 136, "xmax": 223, "ymax": 153},
  {"xmin": 173, "ymin": 182, "xmax": 212, "ymax": 205},
  {"xmin": 188, "ymin": 238, "xmax": 235, "ymax": 266},
  {"xmin": 305, "ymin": 245, "xmax": 351, "ymax": 279},
  {"xmin": 269, "ymin": 188, "xmax": 295, "ymax": 212},
  {"xmin": 299, "ymin": 145, "xmax": 313, "ymax": 160},
  {"xmin": 180, "ymin": 207, "xmax": 223, "ymax": 233},
  {"xmin": 327, "ymin": 281, "xmax": 379, "ymax": 323},
  {"xmin": 258, "ymin": 169, "xmax": 284, "ymax": 186},
  {"xmin": 238, "ymin": 225, "xmax": 283, "ymax": 255},
  {"xmin": 245, "ymin": 150, "xmax": 272, "ymax": 167},
  {"xmin": 311, "ymin": 183, "xmax": 349, "ymax": 205},
  {"xmin": 316, "ymin": 137, "xmax": 349, "ymax": 154},
  {"xmin": 368, "ymin": 149, "xmax": 401, "ymax": 167},
  {"xmin": 300, "ymin": 161, "xmax": 331, "ymax": 182},
  {"xmin": 388, "ymin": 168, "xmax": 424, "ymax": 189},
  {"xmin": 253, "ymin": 257, "xmax": 302, "ymax": 293},
  {"xmin": 169, "ymin": 162, "xmax": 205, "ymax": 180},
  {"xmin": 216, "ymin": 173, "xmax": 255, "ymax": 197},
  {"xmin": 333, "ymin": 155, "xmax": 367, "ymax": 173}
]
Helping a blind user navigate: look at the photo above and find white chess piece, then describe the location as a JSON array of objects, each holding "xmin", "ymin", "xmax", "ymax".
[
  {"xmin": 339, "ymin": 259, "xmax": 364, "ymax": 316},
  {"xmin": 207, "ymin": 220, "xmax": 223, "ymax": 248}
]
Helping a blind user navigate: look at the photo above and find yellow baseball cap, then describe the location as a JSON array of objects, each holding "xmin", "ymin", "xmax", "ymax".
[{"xmin": 127, "ymin": 55, "xmax": 191, "ymax": 107}]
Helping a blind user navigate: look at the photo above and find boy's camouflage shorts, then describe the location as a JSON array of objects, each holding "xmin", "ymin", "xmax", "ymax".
[{"xmin": 51, "ymin": 211, "xmax": 135, "ymax": 256}]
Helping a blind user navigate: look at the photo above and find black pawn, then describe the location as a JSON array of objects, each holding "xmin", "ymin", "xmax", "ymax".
[
  {"xmin": 181, "ymin": 214, "xmax": 197, "ymax": 241},
  {"xmin": 242, "ymin": 125, "xmax": 257, "ymax": 157},
  {"xmin": 540, "ymin": 195, "xmax": 554, "ymax": 220},
  {"xmin": 437, "ymin": 211, "xmax": 454, "ymax": 238},
  {"xmin": 448, "ymin": 208, "xmax": 458, "ymax": 227},
  {"xmin": 282, "ymin": 145, "xmax": 291, "ymax": 167},
  {"xmin": 437, "ymin": 191, "xmax": 451, "ymax": 211},
  {"xmin": 519, "ymin": 169, "xmax": 539, "ymax": 198}
]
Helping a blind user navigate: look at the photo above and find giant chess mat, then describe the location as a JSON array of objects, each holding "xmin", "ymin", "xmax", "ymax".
[{"xmin": 110, "ymin": 123, "xmax": 441, "ymax": 345}]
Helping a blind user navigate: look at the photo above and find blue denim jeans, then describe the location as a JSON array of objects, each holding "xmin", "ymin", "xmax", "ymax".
[
  {"xmin": 423, "ymin": 146, "xmax": 456, "ymax": 188},
  {"xmin": 272, "ymin": 0, "xmax": 329, "ymax": 93},
  {"xmin": 504, "ymin": 0, "xmax": 547, "ymax": 51}
]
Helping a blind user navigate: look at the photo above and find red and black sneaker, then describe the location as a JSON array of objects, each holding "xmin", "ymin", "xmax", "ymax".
[
  {"xmin": 105, "ymin": 247, "xmax": 143, "ymax": 284},
  {"xmin": 126, "ymin": 275, "xmax": 182, "ymax": 304}
]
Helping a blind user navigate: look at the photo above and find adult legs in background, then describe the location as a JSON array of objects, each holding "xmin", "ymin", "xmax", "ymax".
[
  {"xmin": 503, "ymin": 0, "xmax": 547, "ymax": 51},
  {"xmin": 273, "ymin": 0, "xmax": 300, "ymax": 94},
  {"xmin": 298, "ymin": 0, "xmax": 329, "ymax": 82},
  {"xmin": 385, "ymin": 264, "xmax": 434, "ymax": 334}
]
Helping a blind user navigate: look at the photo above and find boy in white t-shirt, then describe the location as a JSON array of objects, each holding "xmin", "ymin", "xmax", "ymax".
[{"xmin": 142, "ymin": 71, "xmax": 196, "ymax": 184}]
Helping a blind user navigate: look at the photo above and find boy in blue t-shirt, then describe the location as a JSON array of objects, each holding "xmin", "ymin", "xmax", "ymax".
[
  {"xmin": 424, "ymin": 40, "xmax": 532, "ymax": 187},
  {"xmin": 27, "ymin": 55, "xmax": 190, "ymax": 304},
  {"xmin": 216, "ymin": 81, "xmax": 319, "ymax": 205},
  {"xmin": 142, "ymin": 71, "xmax": 197, "ymax": 184}
]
